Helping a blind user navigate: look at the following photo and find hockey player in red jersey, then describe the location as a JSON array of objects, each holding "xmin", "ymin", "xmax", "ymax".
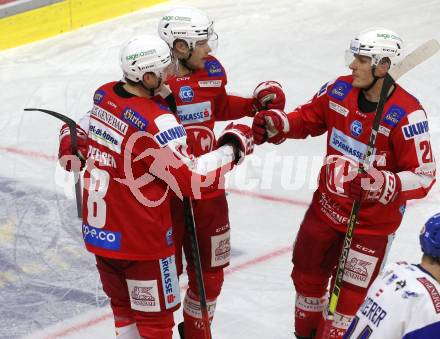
[
  {"xmin": 252, "ymin": 28, "xmax": 436, "ymax": 339},
  {"xmin": 157, "ymin": 7, "xmax": 286, "ymax": 338},
  {"xmin": 58, "ymin": 35, "xmax": 254, "ymax": 339}
]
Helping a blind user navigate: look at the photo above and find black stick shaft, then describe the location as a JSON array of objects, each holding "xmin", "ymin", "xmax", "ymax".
[
  {"xmin": 183, "ymin": 197, "xmax": 212, "ymax": 339},
  {"xmin": 24, "ymin": 108, "xmax": 83, "ymax": 218}
]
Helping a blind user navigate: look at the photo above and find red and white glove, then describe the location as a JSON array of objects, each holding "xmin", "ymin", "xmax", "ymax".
[
  {"xmin": 58, "ymin": 123, "xmax": 88, "ymax": 171},
  {"xmin": 347, "ymin": 169, "xmax": 401, "ymax": 205},
  {"xmin": 217, "ymin": 123, "xmax": 254, "ymax": 164},
  {"xmin": 252, "ymin": 109, "xmax": 289, "ymax": 145},
  {"xmin": 252, "ymin": 81, "xmax": 286, "ymax": 112}
]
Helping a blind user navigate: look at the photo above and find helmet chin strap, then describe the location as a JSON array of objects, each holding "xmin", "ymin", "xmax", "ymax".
[
  {"xmin": 140, "ymin": 76, "xmax": 163, "ymax": 97},
  {"xmin": 363, "ymin": 66, "xmax": 383, "ymax": 92},
  {"xmin": 179, "ymin": 46, "xmax": 196, "ymax": 72}
]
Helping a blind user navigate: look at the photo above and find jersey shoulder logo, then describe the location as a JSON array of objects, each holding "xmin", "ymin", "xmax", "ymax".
[
  {"xmin": 382, "ymin": 104, "xmax": 406, "ymax": 127},
  {"xmin": 205, "ymin": 60, "xmax": 225, "ymax": 77},
  {"xmin": 93, "ymin": 89, "xmax": 106, "ymax": 104},
  {"xmin": 121, "ymin": 107, "xmax": 149, "ymax": 131},
  {"xmin": 328, "ymin": 80, "xmax": 352, "ymax": 101}
]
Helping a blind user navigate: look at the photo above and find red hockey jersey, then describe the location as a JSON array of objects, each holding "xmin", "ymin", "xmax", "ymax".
[
  {"xmin": 287, "ymin": 75, "xmax": 436, "ymax": 235},
  {"xmin": 166, "ymin": 55, "xmax": 255, "ymax": 198},
  {"xmin": 80, "ymin": 81, "xmax": 236, "ymax": 260}
]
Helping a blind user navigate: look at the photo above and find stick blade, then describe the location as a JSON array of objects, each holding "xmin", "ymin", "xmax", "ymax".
[{"xmin": 390, "ymin": 39, "xmax": 440, "ymax": 81}]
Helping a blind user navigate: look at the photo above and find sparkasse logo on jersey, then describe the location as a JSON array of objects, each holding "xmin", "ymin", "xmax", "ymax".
[
  {"xmin": 329, "ymin": 127, "xmax": 367, "ymax": 161},
  {"xmin": 176, "ymin": 102, "xmax": 212, "ymax": 125},
  {"xmin": 159, "ymin": 256, "xmax": 180, "ymax": 309},
  {"xmin": 179, "ymin": 86, "xmax": 194, "ymax": 103}
]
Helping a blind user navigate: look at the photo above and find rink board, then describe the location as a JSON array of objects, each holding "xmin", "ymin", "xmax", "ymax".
[{"xmin": 0, "ymin": 0, "xmax": 167, "ymax": 50}]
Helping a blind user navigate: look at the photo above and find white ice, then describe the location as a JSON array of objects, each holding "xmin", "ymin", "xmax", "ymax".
[{"xmin": 1, "ymin": 0, "xmax": 440, "ymax": 338}]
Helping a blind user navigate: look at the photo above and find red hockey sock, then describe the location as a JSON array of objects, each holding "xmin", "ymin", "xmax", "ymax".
[
  {"xmin": 115, "ymin": 322, "xmax": 140, "ymax": 339},
  {"xmin": 183, "ymin": 289, "xmax": 216, "ymax": 339},
  {"xmin": 294, "ymin": 294, "xmax": 326, "ymax": 337},
  {"xmin": 315, "ymin": 312, "xmax": 352, "ymax": 339}
]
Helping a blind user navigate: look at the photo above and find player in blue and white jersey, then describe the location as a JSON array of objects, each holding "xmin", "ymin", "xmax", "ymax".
[{"xmin": 345, "ymin": 213, "xmax": 440, "ymax": 338}]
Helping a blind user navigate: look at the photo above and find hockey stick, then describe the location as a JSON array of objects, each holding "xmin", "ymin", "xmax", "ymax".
[
  {"xmin": 24, "ymin": 108, "xmax": 84, "ymax": 218},
  {"xmin": 321, "ymin": 39, "xmax": 440, "ymax": 338},
  {"xmin": 182, "ymin": 197, "xmax": 212, "ymax": 339}
]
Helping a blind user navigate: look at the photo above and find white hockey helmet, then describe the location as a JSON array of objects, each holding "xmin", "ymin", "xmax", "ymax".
[
  {"xmin": 347, "ymin": 28, "xmax": 404, "ymax": 67},
  {"xmin": 120, "ymin": 34, "xmax": 173, "ymax": 83},
  {"xmin": 158, "ymin": 7, "xmax": 217, "ymax": 50}
]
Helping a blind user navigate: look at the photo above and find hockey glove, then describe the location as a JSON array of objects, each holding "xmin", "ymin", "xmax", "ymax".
[
  {"xmin": 58, "ymin": 123, "xmax": 88, "ymax": 171},
  {"xmin": 348, "ymin": 169, "xmax": 401, "ymax": 205},
  {"xmin": 252, "ymin": 109, "xmax": 289, "ymax": 145},
  {"xmin": 217, "ymin": 123, "xmax": 254, "ymax": 164},
  {"xmin": 252, "ymin": 81, "xmax": 286, "ymax": 113}
]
